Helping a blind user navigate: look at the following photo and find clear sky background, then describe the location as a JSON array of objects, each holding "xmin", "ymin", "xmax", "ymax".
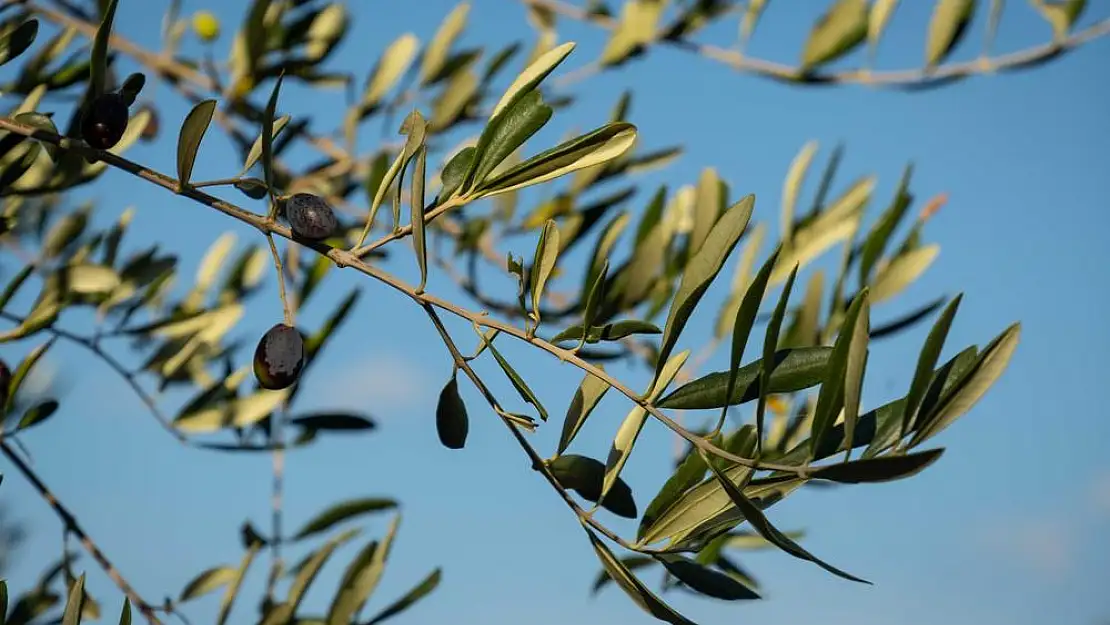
[{"xmin": 3, "ymin": 2, "xmax": 1109, "ymax": 625}]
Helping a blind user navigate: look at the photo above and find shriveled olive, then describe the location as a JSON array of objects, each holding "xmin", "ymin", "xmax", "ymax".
[
  {"xmin": 81, "ymin": 92, "xmax": 130, "ymax": 150},
  {"xmin": 253, "ymin": 323, "xmax": 305, "ymax": 390},
  {"xmin": 284, "ymin": 193, "xmax": 338, "ymax": 242}
]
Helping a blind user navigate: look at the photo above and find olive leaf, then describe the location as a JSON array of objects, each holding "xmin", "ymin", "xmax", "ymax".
[
  {"xmin": 411, "ymin": 145, "xmax": 428, "ymax": 291},
  {"xmin": 547, "ymin": 454, "xmax": 637, "ymax": 518},
  {"xmin": 909, "ymin": 323, "xmax": 1020, "ymax": 446},
  {"xmin": 558, "ymin": 370, "xmax": 611, "ymax": 455},
  {"xmin": 0, "ymin": 19, "xmax": 38, "ymax": 68},
  {"xmin": 811, "ymin": 448, "xmax": 945, "ymax": 483},
  {"xmin": 474, "ymin": 123, "xmax": 637, "ymax": 197},
  {"xmin": 529, "ymin": 219, "xmax": 560, "ymax": 326},
  {"xmin": 637, "ymin": 445, "xmax": 710, "ymax": 542},
  {"xmin": 293, "ymin": 498, "xmax": 398, "ymax": 540},
  {"xmin": 487, "ymin": 341, "xmax": 548, "ymax": 421},
  {"xmin": 658, "ymin": 346, "xmax": 832, "ymax": 410},
  {"xmin": 550, "ymin": 320, "xmax": 660, "ymax": 344},
  {"xmin": 240, "ymin": 114, "xmax": 290, "ymax": 176},
  {"xmin": 176, "ymin": 99, "xmax": 216, "ymax": 186},
  {"xmin": 61, "ymin": 572, "xmax": 85, "ymax": 625},
  {"xmin": 719, "ymin": 245, "xmax": 780, "ymax": 439},
  {"xmin": 757, "ymin": 264, "xmax": 798, "ymax": 448},
  {"xmin": 89, "ymin": 0, "xmax": 119, "ymax": 99},
  {"xmin": 781, "ymin": 142, "xmax": 818, "ymax": 244},
  {"xmin": 868, "ymin": 0, "xmax": 901, "ymax": 54},
  {"xmin": 179, "ymin": 566, "xmax": 237, "ymax": 602},
  {"xmin": 704, "ymin": 453, "xmax": 869, "ymax": 584},
  {"xmin": 655, "ymin": 196, "xmax": 755, "ymax": 383},
  {"xmin": 810, "ymin": 288, "xmax": 870, "ymax": 459},
  {"xmin": 926, "ymin": 0, "xmax": 976, "ymax": 68},
  {"xmin": 901, "ymin": 294, "xmax": 962, "ymax": 437},
  {"xmin": 800, "ymin": 0, "xmax": 869, "ymax": 72},
  {"xmin": 584, "ymin": 529, "xmax": 697, "ymax": 625},
  {"xmin": 858, "ymin": 163, "xmax": 914, "ymax": 286},
  {"xmin": 420, "ymin": 3, "xmax": 470, "ymax": 84},
  {"xmin": 363, "ymin": 567, "xmax": 442, "ymax": 624},
  {"xmin": 326, "ymin": 515, "xmax": 400, "ymax": 625},
  {"xmin": 601, "ymin": 350, "xmax": 689, "ymax": 503},
  {"xmin": 364, "ymin": 33, "xmax": 419, "ymax": 108},
  {"xmin": 261, "ymin": 73, "xmax": 284, "ymax": 205},
  {"xmin": 652, "ymin": 553, "xmax": 760, "ymax": 600}
]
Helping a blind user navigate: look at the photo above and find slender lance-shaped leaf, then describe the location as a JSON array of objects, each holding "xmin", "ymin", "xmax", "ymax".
[
  {"xmin": 393, "ymin": 112, "xmax": 427, "ymax": 231},
  {"xmin": 13, "ymin": 111, "xmax": 60, "ymax": 161},
  {"xmin": 436, "ymin": 373, "xmax": 469, "ymax": 449},
  {"xmin": 61, "ymin": 573, "xmax": 85, "ymax": 625},
  {"xmin": 926, "ymin": 0, "xmax": 976, "ymax": 68},
  {"xmin": 757, "ymin": 264, "xmax": 799, "ymax": 452},
  {"xmin": 811, "ymin": 288, "xmax": 870, "ymax": 459},
  {"xmin": 468, "ymin": 90, "xmax": 552, "ymax": 191},
  {"xmin": 858, "ymin": 163, "xmax": 913, "ymax": 286},
  {"xmin": 411, "ymin": 146, "xmax": 428, "ymax": 291},
  {"xmin": 489, "ymin": 41, "xmax": 574, "ymax": 120},
  {"xmin": 559, "ymin": 369, "xmax": 611, "ymax": 454},
  {"xmin": 868, "ymin": 0, "xmax": 901, "ymax": 56},
  {"xmin": 420, "ymin": 3, "xmax": 470, "ymax": 83},
  {"xmin": 261, "ymin": 73, "xmax": 285, "ymax": 210},
  {"xmin": 89, "ymin": 0, "xmax": 119, "ymax": 99},
  {"xmin": 475, "ymin": 123, "xmax": 637, "ymax": 197},
  {"xmin": 265, "ymin": 531, "xmax": 348, "ymax": 624},
  {"xmin": 909, "ymin": 323, "xmax": 1020, "ymax": 446},
  {"xmin": 871, "ymin": 244, "xmax": 939, "ymax": 304},
  {"xmin": 653, "ymin": 554, "xmax": 761, "ymax": 600},
  {"xmin": 551, "ymin": 320, "xmax": 660, "ymax": 344},
  {"xmin": 118, "ymin": 597, "xmax": 131, "ymax": 625},
  {"xmin": 840, "ymin": 291, "xmax": 870, "ymax": 460},
  {"xmin": 364, "ymin": 33, "xmax": 419, "ymax": 107},
  {"xmin": 327, "ymin": 515, "xmax": 400, "ymax": 625},
  {"xmin": 487, "ymin": 342, "xmax": 548, "ymax": 421},
  {"xmin": 800, "ymin": 0, "xmax": 869, "ymax": 72},
  {"xmin": 176, "ymin": 99, "xmax": 216, "ymax": 187},
  {"xmin": 659, "ymin": 346, "xmax": 832, "ymax": 410},
  {"xmin": 529, "ymin": 219, "xmax": 560, "ymax": 327},
  {"xmin": 576, "ymin": 259, "xmax": 609, "ymax": 351},
  {"xmin": 294, "ymin": 498, "xmax": 398, "ymax": 540},
  {"xmin": 591, "ymin": 555, "xmax": 657, "ymax": 595},
  {"xmin": 179, "ymin": 566, "xmax": 237, "ymax": 602},
  {"xmin": 811, "ymin": 448, "xmax": 945, "ymax": 483},
  {"xmin": 239, "ymin": 114, "xmax": 289, "ymax": 177},
  {"xmin": 717, "ymin": 246, "xmax": 781, "ymax": 437},
  {"xmin": 363, "ymin": 568, "xmax": 442, "ymax": 624},
  {"xmin": 0, "ymin": 19, "xmax": 39, "ymax": 68},
  {"xmin": 6, "ymin": 339, "xmax": 55, "ymax": 413},
  {"xmin": 637, "ymin": 447, "xmax": 710, "ymax": 542},
  {"xmin": 782, "ymin": 142, "xmax": 817, "ymax": 245},
  {"xmin": 601, "ymin": 350, "xmax": 689, "ymax": 503},
  {"xmin": 901, "ymin": 294, "xmax": 962, "ymax": 437},
  {"xmin": 358, "ymin": 148, "xmax": 407, "ymax": 247},
  {"xmin": 584, "ymin": 529, "xmax": 697, "ymax": 625},
  {"xmin": 656, "ymin": 195, "xmax": 755, "ymax": 382},
  {"xmin": 547, "ymin": 454, "xmax": 637, "ymax": 518},
  {"xmin": 704, "ymin": 452, "xmax": 870, "ymax": 584}
]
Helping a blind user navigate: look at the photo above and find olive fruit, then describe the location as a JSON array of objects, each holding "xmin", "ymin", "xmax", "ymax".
[
  {"xmin": 81, "ymin": 92, "xmax": 130, "ymax": 150},
  {"xmin": 0, "ymin": 358, "xmax": 11, "ymax": 409},
  {"xmin": 285, "ymin": 193, "xmax": 337, "ymax": 242},
  {"xmin": 253, "ymin": 323, "xmax": 305, "ymax": 390}
]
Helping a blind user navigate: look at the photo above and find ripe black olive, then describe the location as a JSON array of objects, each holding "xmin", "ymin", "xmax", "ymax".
[
  {"xmin": 81, "ymin": 92, "xmax": 130, "ymax": 150},
  {"xmin": 285, "ymin": 193, "xmax": 337, "ymax": 242},
  {"xmin": 253, "ymin": 323, "xmax": 305, "ymax": 390}
]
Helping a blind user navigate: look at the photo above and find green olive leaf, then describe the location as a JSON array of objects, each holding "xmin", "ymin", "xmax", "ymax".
[
  {"xmin": 658, "ymin": 346, "xmax": 832, "ymax": 410},
  {"xmin": 558, "ymin": 369, "xmax": 611, "ymax": 455},
  {"xmin": 926, "ymin": 0, "xmax": 976, "ymax": 68},
  {"xmin": 584, "ymin": 529, "xmax": 697, "ymax": 625},
  {"xmin": 176, "ymin": 99, "xmax": 216, "ymax": 186},
  {"xmin": 363, "ymin": 567, "xmax": 442, "ymax": 624},
  {"xmin": 293, "ymin": 498, "xmax": 399, "ymax": 540},
  {"xmin": 800, "ymin": 0, "xmax": 869, "ymax": 72},
  {"xmin": 547, "ymin": 454, "xmax": 637, "ymax": 518},
  {"xmin": 0, "ymin": 19, "xmax": 39, "ymax": 68}
]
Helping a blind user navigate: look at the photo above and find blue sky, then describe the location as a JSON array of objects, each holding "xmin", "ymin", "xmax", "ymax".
[{"xmin": 3, "ymin": 2, "xmax": 1110, "ymax": 625}]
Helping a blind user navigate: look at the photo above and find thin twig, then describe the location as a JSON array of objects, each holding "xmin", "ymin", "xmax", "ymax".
[
  {"xmin": 523, "ymin": 0, "xmax": 1110, "ymax": 90},
  {"xmin": 0, "ymin": 439, "xmax": 164, "ymax": 624},
  {"xmin": 0, "ymin": 311, "xmax": 187, "ymax": 443}
]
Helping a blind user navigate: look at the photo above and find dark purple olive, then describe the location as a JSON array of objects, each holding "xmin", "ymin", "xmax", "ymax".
[
  {"xmin": 0, "ymin": 359, "xmax": 11, "ymax": 409},
  {"xmin": 285, "ymin": 193, "xmax": 337, "ymax": 242},
  {"xmin": 81, "ymin": 92, "xmax": 129, "ymax": 150},
  {"xmin": 253, "ymin": 323, "xmax": 305, "ymax": 390}
]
